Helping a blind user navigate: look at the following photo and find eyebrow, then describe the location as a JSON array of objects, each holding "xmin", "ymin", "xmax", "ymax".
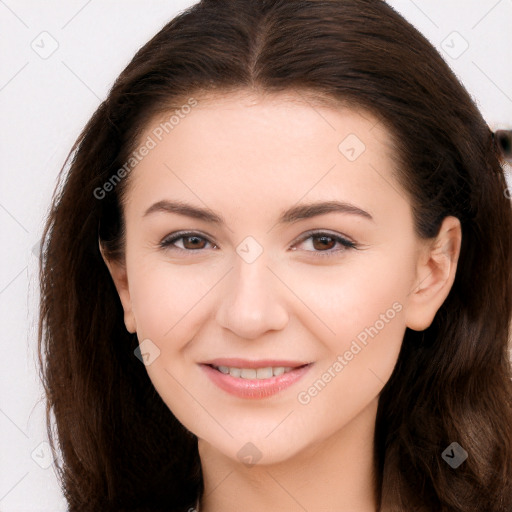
[{"xmin": 143, "ymin": 199, "xmax": 374, "ymax": 224}]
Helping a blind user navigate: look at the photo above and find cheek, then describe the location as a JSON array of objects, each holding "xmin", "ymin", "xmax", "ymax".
[
  {"xmin": 280, "ymin": 254, "xmax": 409, "ymax": 408},
  {"xmin": 127, "ymin": 260, "xmax": 210, "ymax": 416},
  {"xmin": 276, "ymin": 253, "xmax": 410, "ymax": 348},
  {"xmin": 128, "ymin": 258, "xmax": 221, "ymax": 358},
  {"xmin": 294, "ymin": 273, "xmax": 406, "ymax": 431}
]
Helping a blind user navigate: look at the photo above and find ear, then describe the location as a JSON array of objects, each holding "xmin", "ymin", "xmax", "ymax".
[
  {"xmin": 405, "ymin": 216, "xmax": 462, "ymax": 332},
  {"xmin": 99, "ymin": 241, "xmax": 137, "ymax": 333}
]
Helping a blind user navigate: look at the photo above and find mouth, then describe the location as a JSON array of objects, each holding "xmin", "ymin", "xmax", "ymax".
[{"xmin": 199, "ymin": 359, "xmax": 314, "ymax": 399}]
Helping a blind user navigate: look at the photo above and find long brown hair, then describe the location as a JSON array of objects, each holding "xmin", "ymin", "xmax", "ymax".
[{"xmin": 38, "ymin": 0, "xmax": 512, "ymax": 510}]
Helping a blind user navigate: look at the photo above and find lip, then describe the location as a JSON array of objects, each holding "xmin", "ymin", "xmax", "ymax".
[{"xmin": 199, "ymin": 361, "xmax": 313, "ymax": 400}]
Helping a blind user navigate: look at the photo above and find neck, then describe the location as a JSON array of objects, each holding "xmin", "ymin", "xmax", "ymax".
[{"xmin": 197, "ymin": 397, "xmax": 379, "ymax": 512}]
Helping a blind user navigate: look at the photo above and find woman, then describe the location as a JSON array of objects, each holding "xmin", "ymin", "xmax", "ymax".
[{"xmin": 38, "ymin": 0, "xmax": 512, "ymax": 510}]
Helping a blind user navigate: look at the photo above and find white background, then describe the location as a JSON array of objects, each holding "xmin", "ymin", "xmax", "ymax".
[{"xmin": 1, "ymin": 1, "xmax": 511, "ymax": 510}]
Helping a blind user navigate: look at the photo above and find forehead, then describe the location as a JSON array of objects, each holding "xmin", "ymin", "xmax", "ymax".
[
  {"xmin": 136, "ymin": 89, "xmax": 395, "ymax": 162},
  {"xmin": 123, "ymin": 90, "xmax": 406, "ymax": 225}
]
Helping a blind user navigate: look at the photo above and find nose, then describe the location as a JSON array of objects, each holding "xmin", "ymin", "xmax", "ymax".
[{"xmin": 215, "ymin": 252, "xmax": 289, "ymax": 340}]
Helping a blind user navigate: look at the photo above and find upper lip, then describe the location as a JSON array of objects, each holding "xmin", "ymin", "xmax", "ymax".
[{"xmin": 201, "ymin": 358, "xmax": 312, "ymax": 369}]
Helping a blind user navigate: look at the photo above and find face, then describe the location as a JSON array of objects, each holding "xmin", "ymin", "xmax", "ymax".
[{"xmin": 104, "ymin": 91, "xmax": 459, "ymax": 465}]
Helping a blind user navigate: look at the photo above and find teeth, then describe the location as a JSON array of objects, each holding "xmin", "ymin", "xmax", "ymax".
[
  {"xmin": 256, "ymin": 367, "xmax": 273, "ymax": 379},
  {"xmin": 214, "ymin": 365, "xmax": 294, "ymax": 379}
]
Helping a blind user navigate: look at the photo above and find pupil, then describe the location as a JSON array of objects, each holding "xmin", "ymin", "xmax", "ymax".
[
  {"xmin": 185, "ymin": 236, "xmax": 203, "ymax": 249},
  {"xmin": 313, "ymin": 236, "xmax": 334, "ymax": 251}
]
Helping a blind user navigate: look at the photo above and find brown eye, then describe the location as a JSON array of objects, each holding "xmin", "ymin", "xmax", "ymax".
[
  {"xmin": 160, "ymin": 232, "xmax": 215, "ymax": 252},
  {"xmin": 293, "ymin": 231, "xmax": 357, "ymax": 258},
  {"xmin": 181, "ymin": 235, "xmax": 208, "ymax": 250},
  {"xmin": 311, "ymin": 235, "xmax": 337, "ymax": 251}
]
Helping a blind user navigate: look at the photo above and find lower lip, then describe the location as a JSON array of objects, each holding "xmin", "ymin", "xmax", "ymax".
[{"xmin": 200, "ymin": 363, "xmax": 313, "ymax": 399}]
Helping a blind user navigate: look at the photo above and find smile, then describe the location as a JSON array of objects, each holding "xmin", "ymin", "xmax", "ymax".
[{"xmin": 200, "ymin": 361, "xmax": 313, "ymax": 399}]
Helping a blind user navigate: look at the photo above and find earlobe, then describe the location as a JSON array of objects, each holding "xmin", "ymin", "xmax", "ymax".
[
  {"xmin": 405, "ymin": 216, "xmax": 462, "ymax": 332},
  {"xmin": 98, "ymin": 240, "xmax": 137, "ymax": 333}
]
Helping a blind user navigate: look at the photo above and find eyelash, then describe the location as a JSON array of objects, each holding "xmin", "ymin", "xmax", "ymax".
[{"xmin": 159, "ymin": 230, "xmax": 357, "ymax": 258}]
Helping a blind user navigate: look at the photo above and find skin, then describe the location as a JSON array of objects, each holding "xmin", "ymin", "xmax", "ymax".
[{"xmin": 102, "ymin": 90, "xmax": 462, "ymax": 512}]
